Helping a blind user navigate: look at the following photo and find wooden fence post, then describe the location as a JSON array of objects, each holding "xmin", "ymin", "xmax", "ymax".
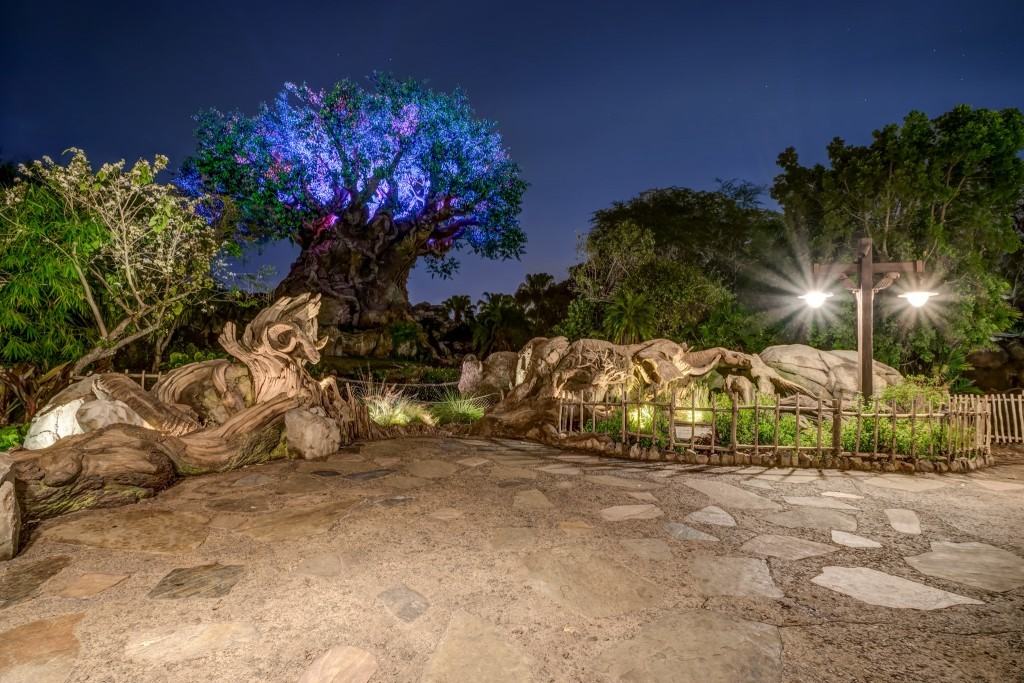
[{"xmin": 832, "ymin": 396, "xmax": 842, "ymax": 458}]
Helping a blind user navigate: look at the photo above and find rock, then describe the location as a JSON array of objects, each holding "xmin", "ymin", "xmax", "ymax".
[
  {"xmin": 75, "ymin": 398, "xmax": 150, "ymax": 431},
  {"xmin": 429, "ymin": 508, "xmax": 463, "ymax": 521},
  {"xmin": 821, "ymin": 491, "xmax": 863, "ymax": 500},
  {"xmin": 783, "ymin": 496, "xmax": 859, "ymax": 511},
  {"xmin": 763, "ymin": 508, "xmax": 857, "ymax": 532},
  {"xmin": 285, "ymin": 408, "xmax": 342, "ymax": 460},
  {"xmin": 682, "ymin": 479, "xmax": 782, "ymax": 511},
  {"xmin": 558, "ymin": 519, "xmax": 593, "ymax": 534},
  {"xmin": 0, "ymin": 612, "xmax": 83, "ymax": 682},
  {"xmin": 759, "ymin": 344, "xmax": 902, "ymax": 399},
  {"xmin": 0, "ymin": 458, "xmax": 20, "ymax": 560},
  {"xmin": 884, "ymin": 509, "xmax": 921, "ymax": 535},
  {"xmin": 44, "ymin": 572, "xmax": 128, "ymax": 598},
  {"xmin": 863, "ymin": 475, "xmax": 948, "ymax": 492},
  {"xmin": 687, "ymin": 555, "xmax": 784, "ymax": 598},
  {"xmin": 584, "ymin": 474, "xmax": 662, "ymax": 490},
  {"xmin": 684, "ymin": 505, "xmax": 736, "ymax": 527},
  {"xmin": 237, "ymin": 500, "xmax": 358, "ymax": 542},
  {"xmin": 596, "ymin": 610, "xmax": 782, "ymax": 682},
  {"xmin": 538, "ymin": 464, "xmax": 581, "ymax": 475},
  {"xmin": 125, "ymin": 622, "xmax": 257, "ymax": 664},
  {"xmin": 40, "ymin": 508, "xmax": 209, "ymax": 554},
  {"xmin": 620, "ymin": 538, "xmax": 673, "ymax": 561},
  {"xmin": 378, "ymin": 583, "xmax": 430, "ymax": 622},
  {"xmin": 599, "ymin": 504, "xmax": 664, "ymax": 521},
  {"xmin": 739, "ymin": 534, "xmax": 839, "ymax": 561},
  {"xmin": 664, "ymin": 522, "xmax": 719, "ymax": 542},
  {"xmin": 298, "ymin": 645, "xmax": 379, "ymax": 683},
  {"xmin": 831, "ymin": 530, "xmax": 882, "ymax": 549},
  {"xmin": 0, "ymin": 555, "xmax": 71, "ymax": 607},
  {"xmin": 407, "ymin": 459, "xmax": 460, "ymax": 479},
  {"xmin": 905, "ymin": 542, "xmax": 1024, "ymax": 592},
  {"xmin": 972, "ymin": 479, "xmax": 1024, "ymax": 492},
  {"xmin": 513, "ymin": 489, "xmax": 554, "ymax": 510},
  {"xmin": 22, "ymin": 398, "xmax": 86, "ymax": 449},
  {"xmin": 523, "ymin": 549, "xmax": 661, "ymax": 616},
  {"xmin": 423, "ymin": 610, "xmax": 536, "ymax": 683},
  {"xmin": 457, "ymin": 456, "xmax": 490, "ymax": 467},
  {"xmin": 628, "ymin": 491, "xmax": 658, "ymax": 502},
  {"xmin": 811, "ymin": 566, "xmax": 983, "ymax": 609},
  {"xmin": 148, "ymin": 563, "xmax": 244, "ymax": 599},
  {"xmin": 458, "ymin": 351, "xmax": 518, "ymax": 397}
]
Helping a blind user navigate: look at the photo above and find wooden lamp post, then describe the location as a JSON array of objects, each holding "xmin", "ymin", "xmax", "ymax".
[{"xmin": 801, "ymin": 237, "xmax": 935, "ymax": 398}]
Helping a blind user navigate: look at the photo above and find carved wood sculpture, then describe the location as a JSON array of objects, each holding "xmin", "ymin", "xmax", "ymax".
[
  {"xmin": 8, "ymin": 293, "xmax": 379, "ymax": 522},
  {"xmin": 474, "ymin": 336, "xmax": 811, "ymax": 437}
]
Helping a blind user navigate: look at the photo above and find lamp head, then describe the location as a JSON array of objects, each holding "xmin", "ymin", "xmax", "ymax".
[
  {"xmin": 899, "ymin": 291, "xmax": 937, "ymax": 308},
  {"xmin": 799, "ymin": 291, "xmax": 833, "ymax": 308}
]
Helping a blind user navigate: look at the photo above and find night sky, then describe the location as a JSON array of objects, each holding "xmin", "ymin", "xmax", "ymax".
[{"xmin": 3, "ymin": 1, "xmax": 1023, "ymax": 303}]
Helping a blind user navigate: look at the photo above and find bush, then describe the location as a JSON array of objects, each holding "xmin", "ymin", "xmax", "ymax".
[
  {"xmin": 0, "ymin": 423, "xmax": 27, "ymax": 451},
  {"xmin": 361, "ymin": 383, "xmax": 434, "ymax": 427},
  {"xmin": 166, "ymin": 346, "xmax": 226, "ymax": 369},
  {"xmin": 879, "ymin": 376, "xmax": 948, "ymax": 412},
  {"xmin": 430, "ymin": 391, "xmax": 487, "ymax": 425}
]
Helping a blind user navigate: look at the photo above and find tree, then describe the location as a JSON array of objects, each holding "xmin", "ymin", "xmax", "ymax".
[
  {"xmin": 603, "ymin": 289, "xmax": 655, "ymax": 344},
  {"xmin": 514, "ymin": 272, "xmax": 573, "ymax": 335},
  {"xmin": 471, "ymin": 293, "xmax": 531, "ymax": 356},
  {"xmin": 772, "ymin": 105, "xmax": 1024, "ymax": 369},
  {"xmin": 1, "ymin": 150, "xmax": 225, "ymax": 375},
  {"xmin": 186, "ymin": 76, "xmax": 527, "ymax": 340},
  {"xmin": 441, "ymin": 294, "xmax": 473, "ymax": 325}
]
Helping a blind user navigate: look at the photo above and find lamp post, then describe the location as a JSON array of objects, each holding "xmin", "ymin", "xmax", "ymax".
[{"xmin": 802, "ymin": 237, "xmax": 936, "ymax": 398}]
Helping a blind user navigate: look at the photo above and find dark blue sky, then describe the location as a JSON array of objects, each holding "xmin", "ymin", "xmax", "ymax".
[{"xmin": 3, "ymin": 1, "xmax": 1022, "ymax": 303}]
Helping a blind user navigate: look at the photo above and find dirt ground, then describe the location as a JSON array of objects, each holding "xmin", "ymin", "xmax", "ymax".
[{"xmin": 1, "ymin": 437, "xmax": 1023, "ymax": 682}]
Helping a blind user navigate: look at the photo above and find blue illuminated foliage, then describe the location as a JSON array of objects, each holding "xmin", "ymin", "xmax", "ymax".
[{"xmin": 188, "ymin": 76, "xmax": 527, "ymax": 266}]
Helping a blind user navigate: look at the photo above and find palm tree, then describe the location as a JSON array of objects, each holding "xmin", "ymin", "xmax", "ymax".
[
  {"xmin": 442, "ymin": 295, "xmax": 473, "ymax": 325},
  {"xmin": 603, "ymin": 289, "xmax": 656, "ymax": 344},
  {"xmin": 472, "ymin": 293, "xmax": 530, "ymax": 355}
]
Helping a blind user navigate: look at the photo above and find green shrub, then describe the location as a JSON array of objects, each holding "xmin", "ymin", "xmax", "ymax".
[
  {"xmin": 879, "ymin": 376, "xmax": 947, "ymax": 412},
  {"xmin": 430, "ymin": 391, "xmax": 487, "ymax": 425},
  {"xmin": 166, "ymin": 346, "xmax": 226, "ymax": 369},
  {"xmin": 361, "ymin": 383, "xmax": 434, "ymax": 427},
  {"xmin": 0, "ymin": 423, "xmax": 28, "ymax": 451}
]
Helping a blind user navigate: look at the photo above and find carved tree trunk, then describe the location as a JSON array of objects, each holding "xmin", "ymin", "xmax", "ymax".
[{"xmin": 275, "ymin": 213, "xmax": 420, "ymax": 335}]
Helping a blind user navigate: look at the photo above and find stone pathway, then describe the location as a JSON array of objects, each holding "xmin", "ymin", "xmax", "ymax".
[{"xmin": 1, "ymin": 437, "xmax": 1022, "ymax": 681}]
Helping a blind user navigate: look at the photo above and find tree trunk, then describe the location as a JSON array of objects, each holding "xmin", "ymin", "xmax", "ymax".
[{"xmin": 275, "ymin": 216, "xmax": 418, "ymax": 337}]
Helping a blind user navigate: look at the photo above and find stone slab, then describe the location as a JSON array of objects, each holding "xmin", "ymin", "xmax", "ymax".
[
  {"xmin": 821, "ymin": 491, "xmax": 864, "ymax": 500},
  {"xmin": 687, "ymin": 555, "xmax": 784, "ymax": 598},
  {"xmin": 596, "ymin": 610, "xmax": 782, "ymax": 682},
  {"xmin": 783, "ymin": 496, "xmax": 859, "ymax": 510},
  {"xmin": 39, "ymin": 509, "xmax": 209, "ymax": 554},
  {"xmin": 0, "ymin": 612, "xmax": 83, "ymax": 682},
  {"xmin": 664, "ymin": 522, "xmax": 719, "ymax": 542},
  {"xmin": 514, "ymin": 489, "xmax": 554, "ymax": 510},
  {"xmin": 685, "ymin": 505, "xmax": 736, "ymax": 527},
  {"xmin": 523, "ymin": 549, "xmax": 661, "ymax": 616},
  {"xmin": 739, "ymin": 534, "xmax": 839, "ymax": 561},
  {"xmin": 406, "ymin": 460, "xmax": 459, "ymax": 479},
  {"xmin": 125, "ymin": 622, "xmax": 256, "ymax": 664},
  {"xmin": 297, "ymin": 553, "xmax": 345, "ymax": 577},
  {"xmin": 0, "ymin": 555, "xmax": 71, "ymax": 608},
  {"xmin": 621, "ymin": 538, "xmax": 673, "ymax": 561},
  {"xmin": 378, "ymin": 583, "xmax": 430, "ymax": 622},
  {"xmin": 422, "ymin": 611, "xmax": 535, "ymax": 683},
  {"xmin": 863, "ymin": 475, "xmax": 948, "ymax": 492},
  {"xmin": 298, "ymin": 645, "xmax": 378, "ymax": 683},
  {"xmin": 456, "ymin": 456, "xmax": 490, "ymax": 467},
  {"xmin": 628, "ymin": 491, "xmax": 658, "ymax": 502},
  {"xmin": 763, "ymin": 508, "xmax": 857, "ymax": 532},
  {"xmin": 429, "ymin": 508, "xmax": 463, "ymax": 521},
  {"xmin": 45, "ymin": 572, "xmax": 128, "ymax": 599},
  {"xmin": 682, "ymin": 479, "xmax": 782, "ymax": 511},
  {"xmin": 811, "ymin": 566, "xmax": 983, "ymax": 609},
  {"xmin": 585, "ymin": 475, "xmax": 662, "ymax": 491},
  {"xmin": 148, "ymin": 563, "xmax": 244, "ymax": 599},
  {"xmin": 237, "ymin": 500, "xmax": 357, "ymax": 542},
  {"xmin": 489, "ymin": 527, "xmax": 538, "ymax": 551},
  {"xmin": 831, "ymin": 531, "xmax": 882, "ymax": 549},
  {"xmin": 905, "ymin": 542, "xmax": 1024, "ymax": 592},
  {"xmin": 599, "ymin": 504, "xmax": 663, "ymax": 521},
  {"xmin": 884, "ymin": 509, "xmax": 921, "ymax": 535}
]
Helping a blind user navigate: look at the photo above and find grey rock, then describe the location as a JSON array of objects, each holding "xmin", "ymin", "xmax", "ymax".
[
  {"xmin": 148, "ymin": 563, "xmax": 244, "ymax": 599},
  {"xmin": 285, "ymin": 408, "xmax": 342, "ymax": 460},
  {"xmin": 378, "ymin": 583, "xmax": 430, "ymax": 622},
  {"xmin": 75, "ymin": 398, "xmax": 149, "ymax": 431},
  {"xmin": 811, "ymin": 566, "xmax": 982, "ymax": 609},
  {"xmin": 664, "ymin": 522, "xmax": 719, "ymax": 542},
  {"xmin": 905, "ymin": 542, "xmax": 1024, "ymax": 592}
]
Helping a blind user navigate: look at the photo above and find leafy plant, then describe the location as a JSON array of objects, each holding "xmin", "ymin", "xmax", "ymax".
[
  {"xmin": 0, "ymin": 423, "xmax": 28, "ymax": 451},
  {"xmin": 603, "ymin": 289, "xmax": 656, "ymax": 344},
  {"xmin": 429, "ymin": 390, "xmax": 488, "ymax": 424},
  {"xmin": 360, "ymin": 382, "xmax": 435, "ymax": 427}
]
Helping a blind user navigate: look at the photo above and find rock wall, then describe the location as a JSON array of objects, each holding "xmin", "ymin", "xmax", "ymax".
[
  {"xmin": 967, "ymin": 336, "xmax": 1024, "ymax": 391},
  {"xmin": 759, "ymin": 345, "xmax": 902, "ymax": 399}
]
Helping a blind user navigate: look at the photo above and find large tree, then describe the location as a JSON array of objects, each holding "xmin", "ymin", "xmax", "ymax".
[
  {"xmin": 772, "ymin": 105, "xmax": 1024, "ymax": 370},
  {"xmin": 186, "ymin": 76, "xmax": 527, "ymax": 342}
]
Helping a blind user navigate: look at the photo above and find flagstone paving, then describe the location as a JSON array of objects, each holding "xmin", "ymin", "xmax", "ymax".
[{"xmin": 1, "ymin": 436, "xmax": 1022, "ymax": 681}]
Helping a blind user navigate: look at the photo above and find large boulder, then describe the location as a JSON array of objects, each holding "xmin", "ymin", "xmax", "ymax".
[
  {"xmin": 0, "ymin": 455, "xmax": 19, "ymax": 560},
  {"xmin": 284, "ymin": 408, "xmax": 341, "ymax": 460},
  {"xmin": 76, "ymin": 399, "xmax": 151, "ymax": 432},
  {"xmin": 22, "ymin": 398, "xmax": 87, "ymax": 450},
  {"xmin": 759, "ymin": 344, "xmax": 902, "ymax": 399},
  {"xmin": 458, "ymin": 352, "xmax": 519, "ymax": 399},
  {"xmin": 966, "ymin": 337, "xmax": 1024, "ymax": 391}
]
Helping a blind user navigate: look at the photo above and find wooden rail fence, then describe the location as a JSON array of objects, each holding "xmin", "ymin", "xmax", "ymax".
[{"xmin": 989, "ymin": 391, "xmax": 1024, "ymax": 444}]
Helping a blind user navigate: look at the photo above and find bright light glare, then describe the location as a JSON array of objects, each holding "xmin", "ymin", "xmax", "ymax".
[
  {"xmin": 899, "ymin": 291, "xmax": 938, "ymax": 308},
  {"xmin": 799, "ymin": 291, "xmax": 833, "ymax": 308}
]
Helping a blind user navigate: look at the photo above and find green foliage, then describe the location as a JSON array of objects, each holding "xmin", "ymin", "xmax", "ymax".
[
  {"xmin": 879, "ymin": 376, "xmax": 947, "ymax": 411},
  {"xmin": 603, "ymin": 289, "xmax": 656, "ymax": 344},
  {"xmin": 0, "ymin": 181, "xmax": 103, "ymax": 366},
  {"xmin": 429, "ymin": 390, "xmax": 487, "ymax": 425},
  {"xmin": 773, "ymin": 105, "xmax": 1024, "ymax": 368},
  {"xmin": 471, "ymin": 293, "xmax": 531, "ymax": 355},
  {"xmin": 0, "ymin": 423, "xmax": 28, "ymax": 450},
  {"xmin": 388, "ymin": 321, "xmax": 420, "ymax": 356},
  {"xmin": 361, "ymin": 383, "xmax": 435, "ymax": 427},
  {"xmin": 166, "ymin": 346, "xmax": 226, "ymax": 369},
  {"xmin": 553, "ymin": 298, "xmax": 599, "ymax": 341}
]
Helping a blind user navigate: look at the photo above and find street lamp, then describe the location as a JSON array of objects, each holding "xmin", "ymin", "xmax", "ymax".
[{"xmin": 802, "ymin": 237, "xmax": 934, "ymax": 398}]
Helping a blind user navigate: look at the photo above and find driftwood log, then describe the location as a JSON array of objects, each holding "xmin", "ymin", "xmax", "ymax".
[
  {"xmin": 473, "ymin": 336, "xmax": 809, "ymax": 438},
  {"xmin": 9, "ymin": 294, "xmax": 378, "ymax": 521}
]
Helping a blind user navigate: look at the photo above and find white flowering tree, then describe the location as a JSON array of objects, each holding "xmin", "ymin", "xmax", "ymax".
[{"xmin": 8, "ymin": 149, "xmax": 224, "ymax": 375}]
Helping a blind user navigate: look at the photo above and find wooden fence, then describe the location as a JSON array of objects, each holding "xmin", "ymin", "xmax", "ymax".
[
  {"xmin": 558, "ymin": 389, "xmax": 991, "ymax": 461},
  {"xmin": 989, "ymin": 391, "xmax": 1024, "ymax": 444}
]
